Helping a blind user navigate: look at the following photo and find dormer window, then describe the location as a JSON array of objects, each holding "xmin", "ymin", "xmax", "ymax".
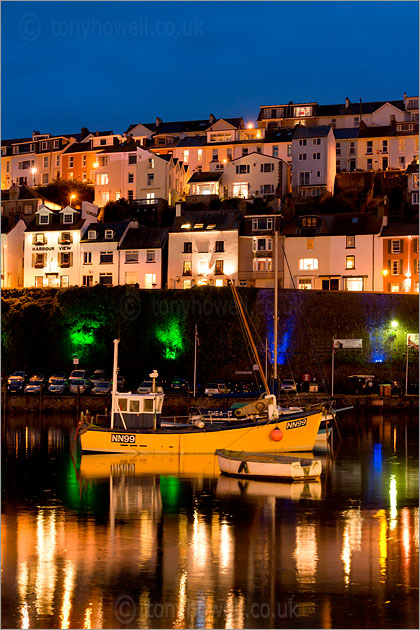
[
  {"xmin": 88, "ymin": 230, "xmax": 96, "ymax": 240},
  {"xmin": 39, "ymin": 215, "xmax": 49, "ymax": 225},
  {"xmin": 63, "ymin": 213, "xmax": 73, "ymax": 224},
  {"xmin": 301, "ymin": 217, "xmax": 318, "ymax": 228},
  {"xmin": 104, "ymin": 229, "xmax": 113, "ymax": 239}
]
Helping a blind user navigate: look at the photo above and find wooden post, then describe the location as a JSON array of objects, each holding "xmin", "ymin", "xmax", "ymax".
[{"xmin": 76, "ymin": 385, "xmax": 80, "ymax": 421}]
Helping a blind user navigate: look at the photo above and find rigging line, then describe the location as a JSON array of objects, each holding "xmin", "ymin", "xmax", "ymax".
[{"xmin": 281, "ymin": 243, "xmax": 330, "ymax": 396}]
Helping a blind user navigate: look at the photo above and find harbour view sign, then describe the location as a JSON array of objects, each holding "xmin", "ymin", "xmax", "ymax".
[{"xmin": 333, "ymin": 339, "xmax": 363, "ymax": 349}]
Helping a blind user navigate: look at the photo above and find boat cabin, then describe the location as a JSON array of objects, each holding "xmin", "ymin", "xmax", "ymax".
[{"xmin": 112, "ymin": 391, "xmax": 164, "ymax": 429}]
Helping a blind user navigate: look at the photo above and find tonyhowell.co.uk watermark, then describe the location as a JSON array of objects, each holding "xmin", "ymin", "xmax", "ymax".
[
  {"xmin": 19, "ymin": 13, "xmax": 204, "ymax": 43},
  {"xmin": 114, "ymin": 594, "xmax": 299, "ymax": 624}
]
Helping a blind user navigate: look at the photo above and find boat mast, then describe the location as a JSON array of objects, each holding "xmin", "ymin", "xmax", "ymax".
[
  {"xmin": 111, "ymin": 338, "xmax": 120, "ymax": 429},
  {"xmin": 274, "ymin": 229, "xmax": 279, "ymax": 386},
  {"xmin": 230, "ymin": 281, "xmax": 270, "ymax": 395}
]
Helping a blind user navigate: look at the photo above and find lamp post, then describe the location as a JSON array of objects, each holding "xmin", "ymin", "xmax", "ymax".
[
  {"xmin": 70, "ymin": 193, "xmax": 76, "ymax": 207},
  {"xmin": 31, "ymin": 167, "xmax": 37, "ymax": 186}
]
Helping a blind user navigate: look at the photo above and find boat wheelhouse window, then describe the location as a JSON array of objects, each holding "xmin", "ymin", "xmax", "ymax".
[
  {"xmin": 118, "ymin": 398, "xmax": 127, "ymax": 411},
  {"xmin": 129, "ymin": 400, "xmax": 140, "ymax": 413},
  {"xmin": 144, "ymin": 399, "xmax": 154, "ymax": 412},
  {"xmin": 157, "ymin": 398, "xmax": 163, "ymax": 412}
]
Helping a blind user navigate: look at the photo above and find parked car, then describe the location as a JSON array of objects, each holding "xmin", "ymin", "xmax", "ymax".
[
  {"xmin": 69, "ymin": 378, "xmax": 91, "ymax": 394},
  {"xmin": 345, "ymin": 375, "xmax": 377, "ymax": 395},
  {"xmin": 89, "ymin": 369, "xmax": 107, "ymax": 386},
  {"xmin": 171, "ymin": 376, "xmax": 189, "ymax": 390},
  {"xmin": 48, "ymin": 378, "xmax": 68, "ymax": 394},
  {"xmin": 137, "ymin": 380, "xmax": 153, "ymax": 394},
  {"xmin": 24, "ymin": 374, "xmax": 46, "ymax": 394},
  {"xmin": 69, "ymin": 369, "xmax": 89, "ymax": 381},
  {"xmin": 49, "ymin": 372, "xmax": 66, "ymax": 384},
  {"xmin": 7, "ymin": 371, "xmax": 26, "ymax": 394},
  {"xmin": 280, "ymin": 379, "xmax": 297, "ymax": 393},
  {"xmin": 204, "ymin": 382, "xmax": 230, "ymax": 396},
  {"xmin": 92, "ymin": 380, "xmax": 112, "ymax": 395}
]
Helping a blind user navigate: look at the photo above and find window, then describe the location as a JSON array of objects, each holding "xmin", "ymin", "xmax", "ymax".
[
  {"xmin": 183, "ymin": 150, "xmax": 189, "ymax": 163},
  {"xmin": 81, "ymin": 154, "xmax": 86, "ymax": 167},
  {"xmin": 214, "ymin": 260, "xmax": 224, "ymax": 275},
  {"xmin": 415, "ymin": 258, "xmax": 419, "ymax": 276},
  {"xmin": 84, "ymin": 252, "xmax": 92, "ymax": 264},
  {"xmin": 82, "ymin": 275, "xmax": 93, "ymax": 286},
  {"xmin": 298, "ymin": 139, "xmax": 307, "ymax": 146},
  {"xmin": 253, "ymin": 258, "xmax": 272, "ymax": 272},
  {"xmin": 390, "ymin": 283, "xmax": 400, "ymax": 293},
  {"xmin": 183, "ymin": 242, "xmax": 192, "ymax": 253},
  {"xmin": 147, "ymin": 158, "xmax": 154, "ymax": 169},
  {"xmin": 349, "ymin": 142, "xmax": 356, "ymax": 155},
  {"xmin": 346, "ymin": 255, "xmax": 355, "ymax": 269},
  {"xmin": 60, "ymin": 232, "xmax": 72, "ymax": 243},
  {"xmin": 39, "ymin": 214, "xmax": 49, "ymax": 224},
  {"xmin": 336, "ymin": 143, "xmax": 341, "ymax": 155},
  {"xmin": 63, "ymin": 213, "xmax": 73, "ymax": 223},
  {"xmin": 53, "ymin": 139, "xmax": 59, "ymax": 149},
  {"xmin": 391, "ymin": 240, "xmax": 401, "ymax": 253},
  {"xmin": 287, "ymin": 145, "xmax": 292, "ymax": 157},
  {"xmin": 299, "ymin": 154, "xmax": 307, "ymax": 161},
  {"xmin": 316, "ymin": 171, "xmax": 321, "ymax": 178},
  {"xmin": 215, "ymin": 241, "xmax": 224, "ymax": 253},
  {"xmin": 34, "ymin": 253, "xmax": 45, "ymax": 268},
  {"xmin": 100, "ymin": 251, "xmax": 113, "ymax": 264},
  {"xmin": 68, "ymin": 156, "xmax": 74, "ymax": 167},
  {"xmin": 313, "ymin": 153, "xmax": 321, "ymax": 160},
  {"xmin": 251, "ymin": 217, "xmax": 273, "ymax": 231},
  {"xmin": 398, "ymin": 139, "xmax": 406, "ymax": 152},
  {"xmin": 146, "ymin": 250, "xmax": 155, "ymax": 262},
  {"xmin": 183, "ymin": 261, "xmax": 192, "ymax": 276},
  {"xmin": 60, "ymin": 276, "xmax": 69, "ymax": 288},
  {"xmin": 42, "ymin": 173, "xmax": 49, "ymax": 184},
  {"xmin": 414, "ymin": 239, "xmax": 419, "ymax": 254},
  {"xmin": 125, "ymin": 251, "xmax": 138, "ymax": 263},
  {"xmin": 104, "ymin": 229, "xmax": 113, "ymax": 239},
  {"xmin": 35, "ymin": 276, "xmax": 44, "ymax": 287},
  {"xmin": 367, "ymin": 159, "xmax": 373, "ymax": 170},
  {"xmin": 128, "ymin": 172, "xmax": 134, "ymax": 183},
  {"xmin": 147, "ymin": 174, "xmax": 154, "ymax": 185},
  {"xmin": 344, "ymin": 277, "xmax": 364, "ymax": 291},
  {"xmin": 41, "ymin": 141, "xmax": 48, "ymax": 150},
  {"xmin": 232, "ymin": 183, "xmax": 248, "ymax": 198},
  {"xmin": 254, "ymin": 238, "xmax": 272, "ymax": 251},
  {"xmin": 125, "ymin": 272, "xmax": 138, "ymax": 284},
  {"xmin": 96, "ymin": 174, "xmax": 109, "ymax": 185},
  {"xmin": 128, "ymin": 190, "xmax": 134, "ymax": 201},
  {"xmin": 413, "ymin": 192, "xmax": 419, "ymax": 205},
  {"xmin": 336, "ymin": 161, "xmax": 341, "ymax": 172},
  {"xmin": 346, "ymin": 235, "xmax": 355, "ymax": 248},
  {"xmin": 382, "ymin": 140, "xmax": 388, "ymax": 153},
  {"xmin": 354, "ymin": 117, "xmax": 359, "ymax": 127},
  {"xmin": 242, "ymin": 148, "xmax": 248, "ymax": 157},
  {"xmin": 59, "ymin": 252, "xmax": 72, "ymax": 268},
  {"xmin": 272, "ymin": 146, "xmax": 279, "ymax": 158},
  {"xmin": 227, "ymin": 148, "xmax": 232, "ymax": 161},
  {"xmin": 99, "ymin": 139, "xmax": 107, "ymax": 146},
  {"xmin": 68, "ymin": 172, "xmax": 74, "ymax": 180},
  {"xmin": 197, "ymin": 149, "xmax": 202, "ymax": 162},
  {"xmin": 99, "ymin": 273, "xmax": 113, "ymax": 285},
  {"xmin": 23, "ymin": 204, "xmax": 32, "ymax": 215},
  {"xmin": 261, "ymin": 163, "xmax": 274, "ymax": 172},
  {"xmin": 298, "ymin": 278, "xmax": 312, "ymax": 290},
  {"xmin": 128, "ymin": 154, "xmax": 137, "ymax": 164},
  {"xmin": 88, "ymin": 230, "xmax": 96, "ymax": 240},
  {"xmin": 366, "ymin": 141, "xmax": 373, "ymax": 154},
  {"xmin": 271, "ymin": 108, "xmax": 277, "ymax": 118},
  {"xmin": 299, "ymin": 258, "xmax": 318, "ymax": 270},
  {"xmin": 43, "ymin": 157, "xmax": 48, "ymax": 168},
  {"xmin": 183, "ymin": 279, "xmax": 191, "ymax": 289},
  {"xmin": 399, "ymin": 156, "xmax": 406, "ymax": 168},
  {"xmin": 55, "ymin": 155, "xmax": 60, "ymax": 167},
  {"xmin": 391, "ymin": 260, "xmax": 402, "ymax": 275},
  {"xmin": 212, "ymin": 149, "xmax": 218, "ymax": 162},
  {"xmin": 331, "ymin": 119, "xmax": 336, "ymax": 127},
  {"xmin": 299, "ymin": 172, "xmax": 310, "ymax": 185},
  {"xmin": 236, "ymin": 165, "xmax": 250, "ymax": 174},
  {"xmin": 313, "ymin": 138, "xmax": 321, "ymax": 146},
  {"xmin": 307, "ymin": 238, "xmax": 314, "ymax": 250}
]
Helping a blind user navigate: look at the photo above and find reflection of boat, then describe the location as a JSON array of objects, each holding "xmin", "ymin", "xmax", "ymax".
[
  {"xmin": 216, "ymin": 449, "xmax": 322, "ymax": 481},
  {"xmin": 216, "ymin": 474, "xmax": 322, "ymax": 501},
  {"xmin": 79, "ymin": 453, "xmax": 220, "ymax": 479}
]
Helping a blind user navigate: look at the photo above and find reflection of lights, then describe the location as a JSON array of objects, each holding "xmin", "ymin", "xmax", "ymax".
[
  {"xmin": 21, "ymin": 602, "xmax": 30, "ymax": 630},
  {"xmin": 341, "ymin": 525, "xmax": 351, "ymax": 586},
  {"xmin": 83, "ymin": 605, "xmax": 92, "ymax": 630},
  {"xmin": 393, "ymin": 426, "xmax": 397, "ymax": 451},
  {"xmin": 60, "ymin": 561, "xmax": 74, "ymax": 629},
  {"xmin": 36, "ymin": 510, "xmax": 57, "ymax": 615},
  {"xmin": 293, "ymin": 523, "xmax": 317, "ymax": 584},
  {"xmin": 341, "ymin": 508, "xmax": 363, "ymax": 587},
  {"xmin": 414, "ymin": 508, "xmax": 419, "ymax": 549},
  {"xmin": 178, "ymin": 514, "xmax": 188, "ymax": 564},
  {"xmin": 138, "ymin": 589, "xmax": 150, "ymax": 629},
  {"xmin": 219, "ymin": 520, "xmax": 233, "ymax": 571},
  {"xmin": 174, "ymin": 571, "xmax": 187, "ymax": 629},
  {"xmin": 225, "ymin": 591, "xmax": 245, "ymax": 629},
  {"xmin": 401, "ymin": 508, "xmax": 411, "ymax": 559},
  {"xmin": 389, "ymin": 475, "xmax": 397, "ymax": 530},
  {"xmin": 205, "ymin": 594, "xmax": 215, "ymax": 628},
  {"xmin": 374, "ymin": 509, "xmax": 387, "ymax": 582},
  {"xmin": 192, "ymin": 509, "xmax": 208, "ymax": 568},
  {"xmin": 139, "ymin": 512, "xmax": 153, "ymax": 564}
]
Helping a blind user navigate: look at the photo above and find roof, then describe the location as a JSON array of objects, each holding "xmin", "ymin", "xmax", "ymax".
[
  {"xmin": 264, "ymin": 129, "xmax": 294, "ymax": 143},
  {"xmin": 129, "ymin": 117, "xmax": 243, "ymax": 136},
  {"xmin": 80, "ymin": 221, "xmax": 130, "ymax": 242},
  {"xmin": 175, "ymin": 136, "xmax": 208, "ymax": 148},
  {"xmin": 171, "ymin": 210, "xmax": 244, "ymax": 233},
  {"xmin": 333, "ymin": 128, "xmax": 359, "ymax": 140},
  {"xmin": 119, "ymin": 226, "xmax": 170, "ymax": 250},
  {"xmin": 25, "ymin": 212, "xmax": 87, "ymax": 233},
  {"xmin": 1, "ymin": 185, "xmax": 56, "ymax": 204},
  {"xmin": 406, "ymin": 163, "xmax": 419, "ymax": 174},
  {"xmin": 293, "ymin": 126, "xmax": 332, "ymax": 139},
  {"xmin": 381, "ymin": 222, "xmax": 419, "ymax": 237},
  {"xmin": 317, "ymin": 99, "xmax": 405, "ymax": 117},
  {"xmin": 283, "ymin": 212, "xmax": 383, "ymax": 237},
  {"xmin": 97, "ymin": 139, "xmax": 138, "ymax": 154},
  {"xmin": 357, "ymin": 125, "xmax": 394, "ymax": 138},
  {"xmin": 61, "ymin": 142, "xmax": 99, "ymax": 154},
  {"xmin": 188, "ymin": 171, "xmax": 223, "ymax": 183}
]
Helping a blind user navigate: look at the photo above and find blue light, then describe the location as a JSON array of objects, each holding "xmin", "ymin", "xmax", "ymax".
[{"xmin": 373, "ymin": 443, "xmax": 382, "ymax": 472}]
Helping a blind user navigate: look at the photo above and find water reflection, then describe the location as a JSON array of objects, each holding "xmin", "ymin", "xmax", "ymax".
[{"xmin": 1, "ymin": 411, "xmax": 419, "ymax": 629}]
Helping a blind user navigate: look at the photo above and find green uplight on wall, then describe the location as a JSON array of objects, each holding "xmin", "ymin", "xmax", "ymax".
[
  {"xmin": 391, "ymin": 320, "xmax": 398, "ymax": 329},
  {"xmin": 156, "ymin": 318, "xmax": 184, "ymax": 360},
  {"xmin": 69, "ymin": 318, "xmax": 104, "ymax": 360}
]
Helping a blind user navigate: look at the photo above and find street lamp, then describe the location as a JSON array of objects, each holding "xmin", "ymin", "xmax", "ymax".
[
  {"xmin": 70, "ymin": 193, "xmax": 76, "ymax": 207},
  {"xmin": 93, "ymin": 162, "xmax": 99, "ymax": 169},
  {"xmin": 31, "ymin": 167, "xmax": 37, "ymax": 185}
]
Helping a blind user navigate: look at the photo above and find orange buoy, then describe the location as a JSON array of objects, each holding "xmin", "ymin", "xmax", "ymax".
[{"xmin": 270, "ymin": 427, "xmax": 283, "ymax": 441}]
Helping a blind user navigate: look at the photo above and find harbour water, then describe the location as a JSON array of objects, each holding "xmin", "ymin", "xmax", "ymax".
[{"xmin": 1, "ymin": 411, "xmax": 418, "ymax": 629}]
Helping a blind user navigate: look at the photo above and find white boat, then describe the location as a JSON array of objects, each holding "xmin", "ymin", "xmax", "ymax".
[{"xmin": 215, "ymin": 449, "xmax": 322, "ymax": 481}]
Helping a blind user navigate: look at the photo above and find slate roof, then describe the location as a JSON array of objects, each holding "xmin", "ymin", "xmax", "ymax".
[
  {"xmin": 171, "ymin": 210, "xmax": 244, "ymax": 233},
  {"xmin": 80, "ymin": 221, "xmax": 130, "ymax": 242},
  {"xmin": 97, "ymin": 139, "xmax": 139, "ymax": 153},
  {"xmin": 119, "ymin": 226, "xmax": 170, "ymax": 250},
  {"xmin": 283, "ymin": 212, "xmax": 383, "ymax": 237},
  {"xmin": 127, "ymin": 118, "xmax": 243, "ymax": 135},
  {"xmin": 293, "ymin": 126, "xmax": 332, "ymax": 139},
  {"xmin": 333, "ymin": 128, "xmax": 359, "ymax": 140},
  {"xmin": 188, "ymin": 171, "xmax": 223, "ymax": 183},
  {"xmin": 61, "ymin": 142, "xmax": 100, "ymax": 154},
  {"xmin": 317, "ymin": 100, "xmax": 405, "ymax": 117},
  {"xmin": 25, "ymin": 211, "xmax": 86, "ymax": 233},
  {"xmin": 1, "ymin": 185, "xmax": 56, "ymax": 203},
  {"xmin": 175, "ymin": 136, "xmax": 208, "ymax": 148},
  {"xmin": 381, "ymin": 221, "xmax": 419, "ymax": 238}
]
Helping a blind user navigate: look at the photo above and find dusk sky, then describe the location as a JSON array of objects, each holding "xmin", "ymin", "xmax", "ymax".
[{"xmin": 2, "ymin": 1, "xmax": 419, "ymax": 139}]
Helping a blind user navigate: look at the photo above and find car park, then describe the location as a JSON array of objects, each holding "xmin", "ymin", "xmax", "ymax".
[
  {"xmin": 69, "ymin": 378, "xmax": 91, "ymax": 394},
  {"xmin": 280, "ymin": 379, "xmax": 297, "ymax": 393},
  {"xmin": 49, "ymin": 372, "xmax": 66, "ymax": 384},
  {"xmin": 24, "ymin": 374, "xmax": 46, "ymax": 394},
  {"xmin": 48, "ymin": 378, "xmax": 67, "ymax": 394},
  {"xmin": 92, "ymin": 380, "xmax": 112, "ymax": 395},
  {"xmin": 7, "ymin": 371, "xmax": 27, "ymax": 394},
  {"xmin": 69, "ymin": 369, "xmax": 89, "ymax": 381}
]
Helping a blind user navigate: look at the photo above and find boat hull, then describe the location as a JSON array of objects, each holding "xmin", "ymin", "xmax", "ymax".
[
  {"xmin": 80, "ymin": 410, "xmax": 322, "ymax": 454},
  {"xmin": 216, "ymin": 450, "xmax": 322, "ymax": 481}
]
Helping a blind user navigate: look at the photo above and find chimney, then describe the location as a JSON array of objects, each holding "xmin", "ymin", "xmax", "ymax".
[
  {"xmin": 403, "ymin": 91, "xmax": 407, "ymax": 104},
  {"xmin": 155, "ymin": 117, "xmax": 162, "ymax": 128},
  {"xmin": 345, "ymin": 97, "xmax": 350, "ymax": 109},
  {"xmin": 9, "ymin": 183, "xmax": 19, "ymax": 201},
  {"xmin": 175, "ymin": 203, "xmax": 182, "ymax": 217},
  {"xmin": 209, "ymin": 113, "xmax": 216, "ymax": 125}
]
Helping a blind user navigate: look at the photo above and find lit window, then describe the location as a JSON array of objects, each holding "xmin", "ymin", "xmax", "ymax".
[
  {"xmin": 391, "ymin": 240, "xmax": 401, "ymax": 254},
  {"xmin": 346, "ymin": 235, "xmax": 355, "ymax": 248},
  {"xmin": 183, "ymin": 279, "xmax": 191, "ymax": 289},
  {"xmin": 97, "ymin": 174, "xmax": 109, "ymax": 185},
  {"xmin": 299, "ymin": 258, "xmax": 318, "ymax": 270},
  {"xmin": 181, "ymin": 223, "xmax": 191, "ymax": 230},
  {"xmin": 298, "ymin": 278, "xmax": 312, "ymax": 290},
  {"xmin": 125, "ymin": 272, "xmax": 138, "ymax": 284},
  {"xmin": 183, "ymin": 150, "xmax": 189, "ymax": 164},
  {"xmin": 214, "ymin": 260, "xmax": 224, "ymax": 275},
  {"xmin": 197, "ymin": 149, "xmax": 202, "ymax": 162},
  {"xmin": 390, "ymin": 283, "xmax": 400, "ymax": 293},
  {"xmin": 104, "ymin": 229, "xmax": 113, "ymax": 239},
  {"xmin": 215, "ymin": 279, "xmax": 223, "ymax": 287},
  {"xmin": 346, "ymin": 255, "xmax": 355, "ymax": 269},
  {"xmin": 88, "ymin": 230, "xmax": 96, "ymax": 240},
  {"xmin": 144, "ymin": 273, "xmax": 156, "ymax": 289},
  {"xmin": 206, "ymin": 224, "xmax": 216, "ymax": 230},
  {"xmin": 344, "ymin": 277, "xmax": 364, "ymax": 291},
  {"xmin": 183, "ymin": 261, "xmax": 192, "ymax": 276},
  {"xmin": 194, "ymin": 223, "xmax": 204, "ymax": 229}
]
